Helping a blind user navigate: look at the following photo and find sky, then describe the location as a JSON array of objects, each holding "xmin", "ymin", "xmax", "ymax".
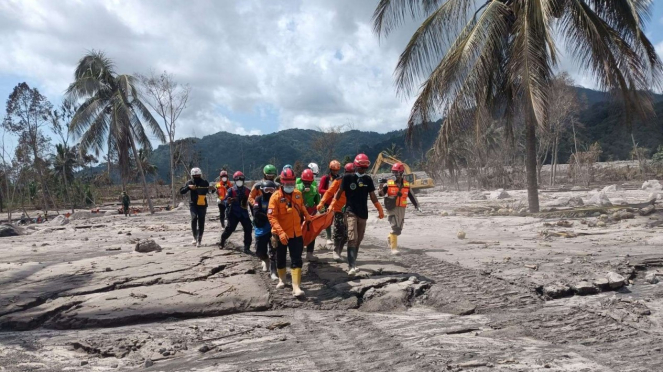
[{"xmin": 0, "ymin": 0, "xmax": 662, "ymax": 145}]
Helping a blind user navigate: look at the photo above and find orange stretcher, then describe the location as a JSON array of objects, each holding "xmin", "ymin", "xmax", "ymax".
[{"xmin": 302, "ymin": 210, "xmax": 334, "ymax": 246}]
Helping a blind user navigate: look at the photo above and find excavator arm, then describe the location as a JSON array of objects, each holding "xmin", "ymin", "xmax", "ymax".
[{"xmin": 370, "ymin": 152, "xmax": 413, "ymax": 175}]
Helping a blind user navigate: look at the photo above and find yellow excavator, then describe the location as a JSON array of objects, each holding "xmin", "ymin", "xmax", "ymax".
[{"xmin": 370, "ymin": 152, "xmax": 435, "ymax": 192}]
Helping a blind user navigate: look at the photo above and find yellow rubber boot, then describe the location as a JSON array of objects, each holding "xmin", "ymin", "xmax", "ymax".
[
  {"xmin": 276, "ymin": 268, "xmax": 287, "ymax": 289},
  {"xmin": 390, "ymin": 233, "xmax": 400, "ymax": 255},
  {"xmin": 291, "ymin": 268, "xmax": 305, "ymax": 297}
]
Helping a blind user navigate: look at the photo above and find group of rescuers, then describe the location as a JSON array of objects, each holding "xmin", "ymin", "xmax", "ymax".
[{"xmin": 179, "ymin": 154, "xmax": 421, "ymax": 298}]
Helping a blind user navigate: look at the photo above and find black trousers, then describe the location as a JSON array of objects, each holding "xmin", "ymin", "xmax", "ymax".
[
  {"xmin": 276, "ymin": 236, "xmax": 304, "ymax": 269},
  {"xmin": 190, "ymin": 205, "xmax": 207, "ymax": 241},
  {"xmin": 123, "ymin": 203, "xmax": 129, "ymax": 216},
  {"xmin": 217, "ymin": 204, "xmax": 226, "ymax": 227},
  {"xmin": 221, "ymin": 214, "xmax": 252, "ymax": 247},
  {"xmin": 255, "ymin": 234, "xmax": 275, "ymax": 261}
]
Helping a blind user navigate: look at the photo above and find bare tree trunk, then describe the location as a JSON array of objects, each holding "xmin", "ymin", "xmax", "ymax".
[
  {"xmin": 169, "ymin": 141, "xmax": 176, "ymax": 206},
  {"xmin": 551, "ymin": 140, "xmax": 557, "ymax": 187},
  {"xmin": 631, "ymin": 133, "xmax": 644, "ymax": 178},
  {"xmin": 62, "ymin": 173, "xmax": 74, "ymax": 213},
  {"xmin": 526, "ymin": 121, "xmax": 540, "ymax": 213},
  {"xmin": 549, "ymin": 133, "xmax": 559, "ymax": 186},
  {"xmin": 128, "ymin": 137, "xmax": 155, "ymax": 214}
]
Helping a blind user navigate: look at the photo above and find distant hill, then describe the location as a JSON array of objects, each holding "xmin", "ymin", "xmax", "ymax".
[
  {"xmin": 146, "ymin": 122, "xmax": 442, "ymax": 181},
  {"xmin": 84, "ymin": 87, "xmax": 663, "ymax": 182}
]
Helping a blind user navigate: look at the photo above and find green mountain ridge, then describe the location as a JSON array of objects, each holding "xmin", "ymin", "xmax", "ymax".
[{"xmin": 84, "ymin": 87, "xmax": 663, "ymax": 182}]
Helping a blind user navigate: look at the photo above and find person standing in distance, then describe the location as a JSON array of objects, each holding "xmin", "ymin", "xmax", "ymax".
[
  {"xmin": 215, "ymin": 170, "xmax": 232, "ymax": 228},
  {"xmin": 180, "ymin": 167, "xmax": 213, "ymax": 247},
  {"xmin": 331, "ymin": 154, "xmax": 384, "ymax": 275},
  {"xmin": 378, "ymin": 163, "xmax": 421, "ymax": 255}
]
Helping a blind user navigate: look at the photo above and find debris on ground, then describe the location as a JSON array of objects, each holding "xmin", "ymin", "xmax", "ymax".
[
  {"xmin": 135, "ymin": 239, "xmax": 162, "ymax": 253},
  {"xmin": 489, "ymin": 189, "xmax": 510, "ymax": 200}
]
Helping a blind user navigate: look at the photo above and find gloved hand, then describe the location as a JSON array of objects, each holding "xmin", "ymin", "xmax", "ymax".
[
  {"xmin": 374, "ymin": 201, "xmax": 384, "ymax": 219},
  {"xmin": 317, "ymin": 203, "xmax": 325, "ymax": 212},
  {"xmin": 279, "ymin": 232, "xmax": 289, "ymax": 245},
  {"xmin": 416, "ymin": 207, "xmax": 422, "ymax": 213}
]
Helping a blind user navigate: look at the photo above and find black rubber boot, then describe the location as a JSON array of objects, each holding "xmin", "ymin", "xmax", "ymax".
[
  {"xmin": 347, "ymin": 246, "xmax": 357, "ymax": 270},
  {"xmin": 243, "ymin": 245, "xmax": 252, "ymax": 255}
]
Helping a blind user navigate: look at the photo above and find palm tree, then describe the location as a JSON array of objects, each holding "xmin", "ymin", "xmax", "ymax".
[
  {"xmin": 374, "ymin": 0, "xmax": 662, "ymax": 212},
  {"xmin": 383, "ymin": 143, "xmax": 403, "ymax": 159},
  {"xmin": 66, "ymin": 51, "xmax": 165, "ymax": 213},
  {"xmin": 132, "ymin": 148, "xmax": 158, "ymax": 182},
  {"xmin": 52, "ymin": 143, "xmax": 77, "ymax": 211}
]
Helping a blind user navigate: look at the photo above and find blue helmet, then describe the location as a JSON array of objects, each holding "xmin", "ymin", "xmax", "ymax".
[{"xmin": 282, "ymin": 164, "xmax": 293, "ymax": 172}]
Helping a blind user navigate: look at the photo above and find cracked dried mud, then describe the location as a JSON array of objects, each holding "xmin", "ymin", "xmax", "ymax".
[{"xmin": 2, "ymin": 184, "xmax": 663, "ymax": 371}]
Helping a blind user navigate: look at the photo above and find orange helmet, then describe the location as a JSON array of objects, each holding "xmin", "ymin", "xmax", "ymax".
[
  {"xmin": 344, "ymin": 163, "xmax": 355, "ymax": 173},
  {"xmin": 280, "ymin": 168, "xmax": 296, "ymax": 185},
  {"xmin": 329, "ymin": 160, "xmax": 341, "ymax": 171},
  {"xmin": 301, "ymin": 169, "xmax": 315, "ymax": 182},
  {"xmin": 354, "ymin": 153, "xmax": 370, "ymax": 168},
  {"xmin": 392, "ymin": 163, "xmax": 405, "ymax": 173}
]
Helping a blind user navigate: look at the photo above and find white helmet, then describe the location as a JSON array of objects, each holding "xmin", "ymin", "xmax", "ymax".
[
  {"xmin": 308, "ymin": 162, "xmax": 319, "ymax": 175},
  {"xmin": 190, "ymin": 167, "xmax": 202, "ymax": 177}
]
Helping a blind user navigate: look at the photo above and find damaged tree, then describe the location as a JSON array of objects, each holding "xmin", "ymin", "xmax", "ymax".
[
  {"xmin": 66, "ymin": 51, "xmax": 166, "ymax": 214},
  {"xmin": 373, "ymin": 0, "xmax": 662, "ymax": 212}
]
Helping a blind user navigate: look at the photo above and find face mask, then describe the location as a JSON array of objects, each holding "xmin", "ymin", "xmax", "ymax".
[
  {"xmin": 221, "ymin": 177, "xmax": 228, "ymax": 182},
  {"xmin": 355, "ymin": 172, "xmax": 365, "ymax": 178},
  {"xmin": 236, "ymin": 180, "xmax": 244, "ymax": 187},
  {"xmin": 283, "ymin": 186, "xmax": 295, "ymax": 194}
]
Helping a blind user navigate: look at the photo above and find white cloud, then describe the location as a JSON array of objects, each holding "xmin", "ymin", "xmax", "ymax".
[{"xmin": 0, "ymin": 0, "xmax": 419, "ymax": 140}]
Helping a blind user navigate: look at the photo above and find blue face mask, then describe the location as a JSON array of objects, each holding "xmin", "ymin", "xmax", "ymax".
[{"xmin": 283, "ymin": 186, "xmax": 295, "ymax": 194}]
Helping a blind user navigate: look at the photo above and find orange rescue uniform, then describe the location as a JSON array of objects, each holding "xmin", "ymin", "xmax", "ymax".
[
  {"xmin": 268, "ymin": 188, "xmax": 311, "ymax": 239},
  {"xmin": 215, "ymin": 180, "xmax": 232, "ymax": 202},
  {"xmin": 320, "ymin": 178, "xmax": 346, "ymax": 213}
]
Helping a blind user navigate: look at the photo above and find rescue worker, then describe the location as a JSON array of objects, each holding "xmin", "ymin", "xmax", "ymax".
[
  {"xmin": 318, "ymin": 160, "xmax": 341, "ymax": 246},
  {"xmin": 120, "ymin": 191, "xmax": 131, "ymax": 217},
  {"xmin": 318, "ymin": 162, "xmax": 354, "ymax": 262},
  {"xmin": 378, "ymin": 163, "xmax": 421, "ymax": 255},
  {"xmin": 296, "ymin": 169, "xmax": 321, "ymax": 261},
  {"xmin": 267, "ymin": 168, "xmax": 311, "ymax": 298},
  {"xmin": 331, "ymin": 154, "xmax": 384, "ymax": 275},
  {"xmin": 219, "ymin": 171, "xmax": 253, "ymax": 253},
  {"xmin": 215, "ymin": 170, "xmax": 232, "ymax": 228},
  {"xmin": 275, "ymin": 164, "xmax": 293, "ymax": 186},
  {"xmin": 180, "ymin": 167, "xmax": 212, "ymax": 247},
  {"xmin": 253, "ymin": 180, "xmax": 278, "ymax": 279},
  {"xmin": 248, "ymin": 164, "xmax": 278, "ymax": 207}
]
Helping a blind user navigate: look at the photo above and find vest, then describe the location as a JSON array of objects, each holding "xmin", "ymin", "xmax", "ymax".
[{"xmin": 386, "ymin": 179, "xmax": 410, "ymax": 207}]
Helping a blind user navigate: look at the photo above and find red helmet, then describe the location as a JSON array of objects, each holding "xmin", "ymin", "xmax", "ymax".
[
  {"xmin": 280, "ymin": 168, "xmax": 296, "ymax": 184},
  {"xmin": 301, "ymin": 169, "xmax": 315, "ymax": 182},
  {"xmin": 220, "ymin": 170, "xmax": 228, "ymax": 177},
  {"xmin": 329, "ymin": 160, "xmax": 341, "ymax": 171},
  {"xmin": 344, "ymin": 163, "xmax": 355, "ymax": 173},
  {"xmin": 354, "ymin": 153, "xmax": 370, "ymax": 168},
  {"xmin": 392, "ymin": 163, "xmax": 405, "ymax": 173},
  {"xmin": 233, "ymin": 171, "xmax": 245, "ymax": 180}
]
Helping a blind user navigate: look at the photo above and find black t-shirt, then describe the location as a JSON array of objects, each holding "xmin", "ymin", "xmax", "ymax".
[{"xmin": 340, "ymin": 173, "xmax": 375, "ymax": 219}]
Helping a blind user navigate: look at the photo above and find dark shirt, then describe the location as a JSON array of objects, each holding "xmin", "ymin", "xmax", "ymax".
[
  {"xmin": 179, "ymin": 178, "xmax": 211, "ymax": 207},
  {"xmin": 224, "ymin": 186, "xmax": 251, "ymax": 219},
  {"xmin": 340, "ymin": 173, "xmax": 375, "ymax": 219}
]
